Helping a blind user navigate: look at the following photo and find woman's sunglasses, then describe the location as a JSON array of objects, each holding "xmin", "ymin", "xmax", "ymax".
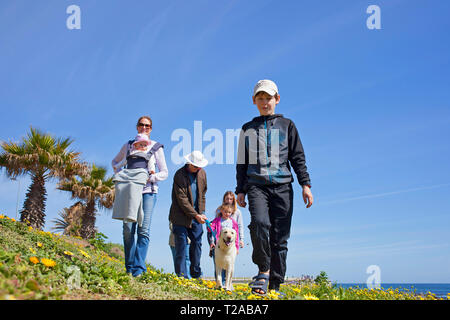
[{"xmin": 138, "ymin": 123, "xmax": 151, "ymax": 128}]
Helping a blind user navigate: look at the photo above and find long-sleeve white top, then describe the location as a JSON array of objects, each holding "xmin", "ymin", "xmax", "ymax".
[{"xmin": 111, "ymin": 140, "xmax": 168, "ymax": 194}]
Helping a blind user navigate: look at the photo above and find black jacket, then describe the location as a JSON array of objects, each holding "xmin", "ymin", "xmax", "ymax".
[{"xmin": 235, "ymin": 114, "xmax": 311, "ymax": 194}]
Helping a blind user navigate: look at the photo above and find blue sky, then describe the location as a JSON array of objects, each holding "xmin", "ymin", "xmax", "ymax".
[{"xmin": 1, "ymin": 0, "xmax": 450, "ymax": 283}]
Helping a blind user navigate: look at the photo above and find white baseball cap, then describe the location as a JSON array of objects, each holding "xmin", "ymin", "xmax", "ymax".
[
  {"xmin": 253, "ymin": 79, "xmax": 279, "ymax": 97},
  {"xmin": 184, "ymin": 150, "xmax": 209, "ymax": 168}
]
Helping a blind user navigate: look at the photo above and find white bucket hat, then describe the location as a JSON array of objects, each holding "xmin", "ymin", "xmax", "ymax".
[
  {"xmin": 184, "ymin": 150, "xmax": 208, "ymax": 168},
  {"xmin": 253, "ymin": 79, "xmax": 279, "ymax": 97}
]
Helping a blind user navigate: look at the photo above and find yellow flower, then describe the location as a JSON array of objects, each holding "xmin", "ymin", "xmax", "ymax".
[
  {"xmin": 37, "ymin": 242, "xmax": 43, "ymax": 248},
  {"xmin": 63, "ymin": 250, "xmax": 73, "ymax": 256},
  {"xmin": 303, "ymin": 293, "xmax": 319, "ymax": 300},
  {"xmin": 10, "ymin": 218, "xmax": 16, "ymax": 222},
  {"xmin": 28, "ymin": 226, "xmax": 33, "ymax": 231},
  {"xmin": 29, "ymin": 256, "xmax": 39, "ymax": 264},
  {"xmin": 292, "ymin": 287, "xmax": 302, "ymax": 293},
  {"xmin": 79, "ymin": 249, "xmax": 91, "ymax": 259},
  {"xmin": 263, "ymin": 289, "xmax": 282, "ymax": 300},
  {"xmin": 40, "ymin": 258, "xmax": 56, "ymax": 267},
  {"xmin": 247, "ymin": 294, "xmax": 263, "ymax": 300},
  {"xmin": 29, "ymin": 247, "xmax": 37, "ymax": 254}
]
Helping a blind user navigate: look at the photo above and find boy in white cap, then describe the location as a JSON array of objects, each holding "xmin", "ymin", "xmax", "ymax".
[{"xmin": 236, "ymin": 79, "xmax": 314, "ymax": 295}]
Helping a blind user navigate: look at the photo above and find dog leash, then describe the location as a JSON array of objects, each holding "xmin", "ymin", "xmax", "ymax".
[{"xmin": 205, "ymin": 219, "xmax": 217, "ymax": 239}]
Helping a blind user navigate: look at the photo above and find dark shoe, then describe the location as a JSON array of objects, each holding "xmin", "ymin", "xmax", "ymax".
[{"xmin": 249, "ymin": 272, "xmax": 270, "ymax": 295}]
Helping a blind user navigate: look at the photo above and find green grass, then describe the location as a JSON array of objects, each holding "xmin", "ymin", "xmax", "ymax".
[{"xmin": 0, "ymin": 213, "xmax": 446, "ymax": 300}]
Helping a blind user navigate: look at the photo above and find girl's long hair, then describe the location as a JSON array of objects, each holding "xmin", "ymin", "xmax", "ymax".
[{"xmin": 216, "ymin": 191, "xmax": 237, "ymax": 217}]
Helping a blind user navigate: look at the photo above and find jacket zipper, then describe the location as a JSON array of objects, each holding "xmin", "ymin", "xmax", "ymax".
[{"xmin": 264, "ymin": 117, "xmax": 273, "ymax": 183}]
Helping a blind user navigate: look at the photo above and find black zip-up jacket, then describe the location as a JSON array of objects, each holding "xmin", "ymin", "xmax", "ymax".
[{"xmin": 235, "ymin": 114, "xmax": 311, "ymax": 194}]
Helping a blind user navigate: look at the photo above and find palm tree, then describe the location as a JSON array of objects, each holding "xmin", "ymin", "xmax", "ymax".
[
  {"xmin": 51, "ymin": 201, "xmax": 85, "ymax": 237},
  {"xmin": 0, "ymin": 127, "xmax": 88, "ymax": 230},
  {"xmin": 57, "ymin": 164, "xmax": 114, "ymax": 239}
]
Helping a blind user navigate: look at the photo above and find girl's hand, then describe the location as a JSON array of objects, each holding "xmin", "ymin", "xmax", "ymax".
[
  {"xmin": 210, "ymin": 243, "xmax": 215, "ymax": 249},
  {"xmin": 240, "ymin": 241, "xmax": 244, "ymax": 248}
]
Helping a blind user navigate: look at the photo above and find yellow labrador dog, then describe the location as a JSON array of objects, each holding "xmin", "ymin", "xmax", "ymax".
[{"xmin": 215, "ymin": 228, "xmax": 237, "ymax": 291}]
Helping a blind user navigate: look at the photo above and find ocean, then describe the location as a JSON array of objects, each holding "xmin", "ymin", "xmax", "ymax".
[{"xmin": 337, "ymin": 283, "xmax": 450, "ymax": 299}]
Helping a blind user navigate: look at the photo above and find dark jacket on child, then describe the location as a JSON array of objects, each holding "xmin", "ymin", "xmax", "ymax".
[{"xmin": 235, "ymin": 114, "xmax": 311, "ymax": 194}]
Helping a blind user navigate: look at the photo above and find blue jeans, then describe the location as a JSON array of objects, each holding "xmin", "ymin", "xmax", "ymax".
[
  {"xmin": 170, "ymin": 244, "xmax": 191, "ymax": 279},
  {"xmin": 123, "ymin": 193, "xmax": 157, "ymax": 277},
  {"xmin": 173, "ymin": 219, "xmax": 203, "ymax": 279}
]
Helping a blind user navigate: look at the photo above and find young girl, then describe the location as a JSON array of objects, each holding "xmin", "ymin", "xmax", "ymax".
[
  {"xmin": 215, "ymin": 191, "xmax": 244, "ymax": 249},
  {"xmin": 207, "ymin": 203, "xmax": 240, "ymax": 285},
  {"xmin": 208, "ymin": 204, "xmax": 240, "ymax": 252}
]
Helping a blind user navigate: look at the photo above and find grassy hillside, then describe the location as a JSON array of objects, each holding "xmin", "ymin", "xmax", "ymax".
[{"xmin": 0, "ymin": 213, "xmax": 443, "ymax": 300}]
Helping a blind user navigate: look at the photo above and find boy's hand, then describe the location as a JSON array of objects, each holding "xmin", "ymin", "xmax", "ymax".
[
  {"xmin": 237, "ymin": 193, "xmax": 247, "ymax": 208},
  {"xmin": 302, "ymin": 186, "xmax": 313, "ymax": 208}
]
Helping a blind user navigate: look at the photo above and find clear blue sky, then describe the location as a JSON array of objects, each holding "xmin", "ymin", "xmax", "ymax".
[{"xmin": 1, "ymin": 0, "xmax": 449, "ymax": 283}]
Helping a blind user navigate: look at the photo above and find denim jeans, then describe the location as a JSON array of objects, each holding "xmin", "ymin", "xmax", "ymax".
[
  {"xmin": 173, "ymin": 219, "xmax": 203, "ymax": 279},
  {"xmin": 170, "ymin": 244, "xmax": 191, "ymax": 279},
  {"xmin": 123, "ymin": 193, "xmax": 157, "ymax": 277}
]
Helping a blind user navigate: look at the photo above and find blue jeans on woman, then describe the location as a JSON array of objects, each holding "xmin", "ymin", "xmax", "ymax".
[
  {"xmin": 173, "ymin": 219, "xmax": 203, "ymax": 279},
  {"xmin": 123, "ymin": 193, "xmax": 157, "ymax": 277}
]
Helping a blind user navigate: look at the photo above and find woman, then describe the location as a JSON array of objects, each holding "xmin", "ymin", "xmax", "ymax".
[{"xmin": 111, "ymin": 116, "xmax": 168, "ymax": 277}]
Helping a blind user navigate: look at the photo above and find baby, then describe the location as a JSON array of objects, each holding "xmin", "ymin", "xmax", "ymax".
[{"xmin": 127, "ymin": 133, "xmax": 155, "ymax": 174}]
